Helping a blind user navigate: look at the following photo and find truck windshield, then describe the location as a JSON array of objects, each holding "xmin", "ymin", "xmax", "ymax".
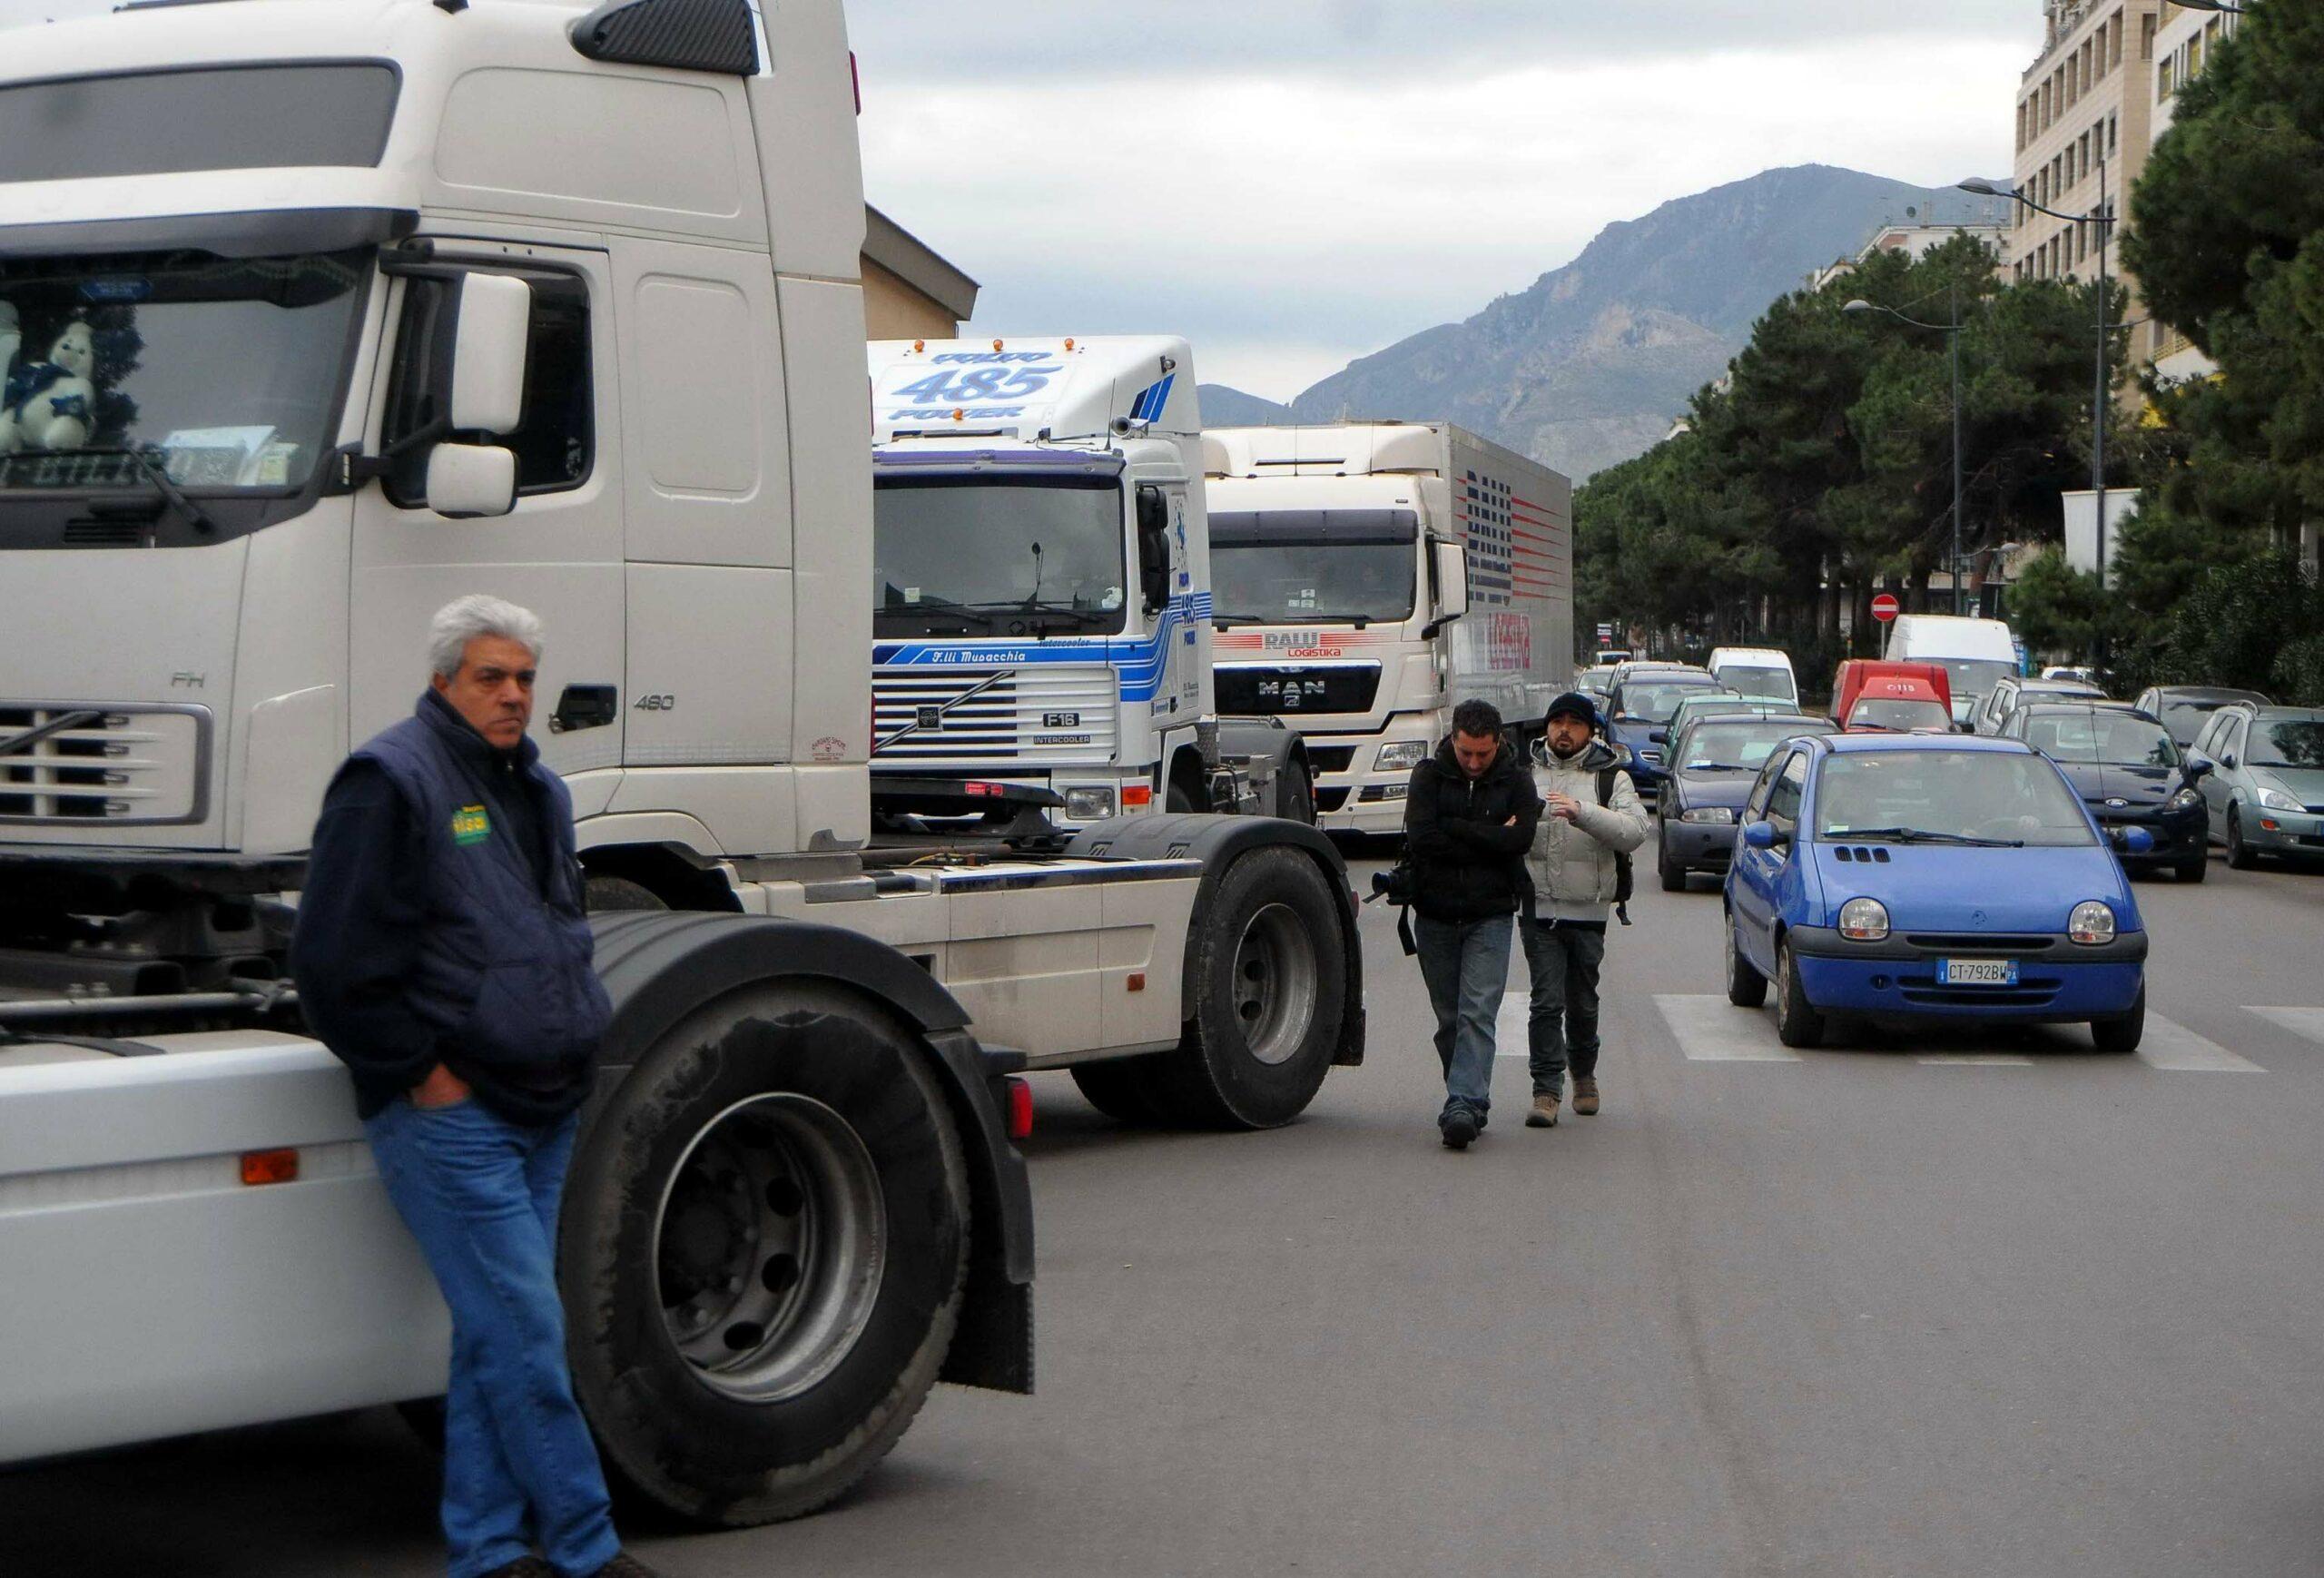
[
  {"xmin": 1717, "ymin": 665, "xmax": 1795, "ymax": 702},
  {"xmin": 1209, "ymin": 508, "xmax": 1417, "ymax": 626},
  {"xmin": 873, "ymin": 475, "xmax": 1127, "ymax": 637},
  {"xmin": 0, "ymin": 248, "xmax": 369, "ymax": 494},
  {"xmin": 1928, "ymin": 657, "xmax": 2017, "ymax": 709}
]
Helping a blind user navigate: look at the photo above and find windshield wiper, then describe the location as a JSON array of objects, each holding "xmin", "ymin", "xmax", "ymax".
[
  {"xmin": 880, "ymin": 595, "xmax": 1000, "ymax": 631},
  {"xmin": 1836, "ymin": 825, "xmax": 2024, "ymax": 848},
  {"xmin": 1212, "ymin": 614, "xmax": 1270, "ymax": 628},
  {"xmin": 123, "ymin": 449, "xmax": 221, "ymax": 538}
]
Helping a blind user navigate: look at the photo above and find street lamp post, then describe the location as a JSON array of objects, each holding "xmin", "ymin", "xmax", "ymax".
[{"xmin": 1844, "ymin": 292, "xmax": 1968, "ymax": 616}]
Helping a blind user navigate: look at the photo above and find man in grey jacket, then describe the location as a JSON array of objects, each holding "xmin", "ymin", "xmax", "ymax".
[{"xmin": 1521, "ymin": 692, "xmax": 1649, "ymax": 1127}]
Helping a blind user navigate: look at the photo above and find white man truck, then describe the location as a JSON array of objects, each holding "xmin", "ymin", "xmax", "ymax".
[
  {"xmin": 1202, "ymin": 423, "xmax": 1574, "ymax": 834},
  {"xmin": 0, "ymin": 0, "xmax": 1363, "ymax": 1532},
  {"xmin": 869, "ymin": 337, "xmax": 1312, "ymax": 827}
]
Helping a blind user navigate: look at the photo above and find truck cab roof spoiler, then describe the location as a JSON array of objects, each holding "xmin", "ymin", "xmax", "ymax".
[{"xmin": 872, "ymin": 449, "xmax": 1125, "ymax": 479}]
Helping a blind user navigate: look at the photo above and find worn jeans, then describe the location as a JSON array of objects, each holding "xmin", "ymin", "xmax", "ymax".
[
  {"xmin": 1521, "ymin": 920, "xmax": 1608, "ymax": 1095},
  {"xmin": 1414, "ymin": 912, "xmax": 1515, "ymax": 1124},
  {"xmin": 364, "ymin": 1097, "xmax": 621, "ymax": 1578}
]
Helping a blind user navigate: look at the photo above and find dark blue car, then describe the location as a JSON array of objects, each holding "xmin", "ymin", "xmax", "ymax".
[
  {"xmin": 1997, "ymin": 703, "xmax": 2211, "ymax": 883},
  {"xmin": 1657, "ymin": 714, "xmax": 1837, "ymax": 890},
  {"xmin": 1721, "ymin": 735, "xmax": 2151, "ymax": 1051},
  {"xmin": 1604, "ymin": 669, "xmax": 1726, "ymax": 808}
]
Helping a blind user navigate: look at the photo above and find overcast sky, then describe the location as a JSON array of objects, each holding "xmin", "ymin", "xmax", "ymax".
[{"xmin": 3, "ymin": 0, "xmax": 2043, "ymax": 399}]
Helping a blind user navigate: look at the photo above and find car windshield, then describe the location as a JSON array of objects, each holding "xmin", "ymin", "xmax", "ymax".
[
  {"xmin": 1718, "ymin": 665, "xmax": 1794, "ymax": 701},
  {"xmin": 1847, "ymin": 698, "xmax": 1953, "ymax": 733},
  {"xmin": 2022, "ymin": 712, "xmax": 2179, "ymax": 767},
  {"xmin": 0, "ymin": 247, "xmax": 371, "ymax": 495},
  {"xmin": 1815, "ymin": 749, "xmax": 2097, "ymax": 846},
  {"xmin": 2250, "ymin": 718, "xmax": 2324, "ymax": 769},
  {"xmin": 1619, "ymin": 680, "xmax": 1718, "ymax": 723},
  {"xmin": 872, "ymin": 475, "xmax": 1127, "ymax": 636},
  {"xmin": 1209, "ymin": 508, "xmax": 1417, "ymax": 626},
  {"xmin": 1683, "ymin": 720, "xmax": 1827, "ymax": 770}
]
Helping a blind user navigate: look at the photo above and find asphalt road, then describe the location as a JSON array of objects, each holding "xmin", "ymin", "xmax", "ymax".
[{"xmin": 9, "ymin": 834, "xmax": 2324, "ymax": 1577}]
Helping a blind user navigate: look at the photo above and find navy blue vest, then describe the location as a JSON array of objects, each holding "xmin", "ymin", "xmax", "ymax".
[{"xmin": 353, "ymin": 693, "xmax": 611, "ymax": 1098}]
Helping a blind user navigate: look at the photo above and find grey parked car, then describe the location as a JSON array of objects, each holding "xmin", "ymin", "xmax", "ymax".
[
  {"xmin": 2131, "ymin": 685, "xmax": 2272, "ymax": 750},
  {"xmin": 2189, "ymin": 705, "xmax": 2324, "ymax": 868}
]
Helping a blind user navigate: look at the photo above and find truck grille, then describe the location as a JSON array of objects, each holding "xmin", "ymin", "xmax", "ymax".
[
  {"xmin": 0, "ymin": 704, "xmax": 209, "ymax": 825},
  {"xmin": 1216, "ymin": 664, "xmax": 1381, "ymax": 716},
  {"xmin": 872, "ymin": 666, "xmax": 1119, "ymax": 763}
]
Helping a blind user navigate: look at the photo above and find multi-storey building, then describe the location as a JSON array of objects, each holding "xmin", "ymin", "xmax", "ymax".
[
  {"xmin": 2011, "ymin": 1, "xmax": 2160, "ymax": 298},
  {"xmin": 2147, "ymin": 1, "xmax": 2240, "ymax": 383}
]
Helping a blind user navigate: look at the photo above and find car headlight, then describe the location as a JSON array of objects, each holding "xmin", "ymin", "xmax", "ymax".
[
  {"xmin": 1679, "ymin": 807, "xmax": 1735, "ymax": 825},
  {"xmin": 2069, "ymin": 901, "xmax": 2117, "ymax": 946},
  {"xmin": 1375, "ymin": 741, "xmax": 1427, "ymax": 772},
  {"xmin": 2256, "ymin": 786, "xmax": 2303, "ymax": 813},
  {"xmin": 1062, "ymin": 786, "xmax": 1118, "ymax": 820},
  {"xmin": 1837, "ymin": 897, "xmax": 1890, "ymax": 942},
  {"xmin": 2168, "ymin": 785, "xmax": 2202, "ymax": 812}
]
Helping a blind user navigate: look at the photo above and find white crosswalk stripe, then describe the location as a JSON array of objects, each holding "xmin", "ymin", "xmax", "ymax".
[
  {"xmin": 2250, "ymin": 1007, "xmax": 2324, "ymax": 1047},
  {"xmin": 1650, "ymin": 993, "xmax": 2267, "ymax": 1070}
]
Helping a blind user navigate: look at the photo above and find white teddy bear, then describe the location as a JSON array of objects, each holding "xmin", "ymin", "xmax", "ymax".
[{"xmin": 0, "ymin": 318, "xmax": 98, "ymax": 454}]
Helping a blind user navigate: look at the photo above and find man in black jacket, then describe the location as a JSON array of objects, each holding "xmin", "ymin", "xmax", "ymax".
[
  {"xmin": 292, "ymin": 596, "xmax": 665, "ymax": 1578},
  {"xmin": 1403, "ymin": 698, "xmax": 1542, "ymax": 1149}
]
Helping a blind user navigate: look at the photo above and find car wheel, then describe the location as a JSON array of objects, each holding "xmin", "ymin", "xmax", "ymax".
[
  {"xmin": 1725, "ymin": 920, "xmax": 1768, "ymax": 1009},
  {"xmin": 1659, "ymin": 844, "xmax": 1687, "ymax": 892},
  {"xmin": 2091, "ymin": 986, "xmax": 2146, "ymax": 1053},
  {"xmin": 1774, "ymin": 940, "xmax": 1824, "ymax": 1049},
  {"xmin": 2226, "ymin": 805, "xmax": 2259, "ymax": 870},
  {"xmin": 2174, "ymin": 853, "xmax": 2208, "ymax": 883}
]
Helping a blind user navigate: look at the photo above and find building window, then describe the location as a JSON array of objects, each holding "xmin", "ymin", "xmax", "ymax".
[
  {"xmin": 2112, "ymin": 8, "xmax": 2124, "ymax": 69},
  {"xmin": 2142, "ymin": 13, "xmax": 2157, "ymax": 61}
]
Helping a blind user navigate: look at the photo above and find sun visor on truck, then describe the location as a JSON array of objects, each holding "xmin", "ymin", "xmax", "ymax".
[
  {"xmin": 0, "ymin": 208, "xmax": 417, "ymax": 261},
  {"xmin": 1209, "ymin": 508, "xmax": 1420, "ymax": 547},
  {"xmin": 872, "ymin": 449, "xmax": 1126, "ymax": 481}
]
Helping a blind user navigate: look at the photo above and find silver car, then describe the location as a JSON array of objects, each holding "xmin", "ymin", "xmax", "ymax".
[{"xmin": 2189, "ymin": 705, "xmax": 2324, "ymax": 868}]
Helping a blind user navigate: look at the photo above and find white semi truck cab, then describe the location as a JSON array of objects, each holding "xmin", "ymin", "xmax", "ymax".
[
  {"xmin": 1203, "ymin": 423, "xmax": 1573, "ymax": 834},
  {"xmin": 870, "ymin": 338, "xmax": 1310, "ymax": 825},
  {"xmin": 0, "ymin": 0, "xmax": 1363, "ymax": 1529}
]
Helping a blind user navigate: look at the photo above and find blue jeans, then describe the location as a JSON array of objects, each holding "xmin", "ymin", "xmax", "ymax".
[
  {"xmin": 1521, "ymin": 920, "xmax": 1607, "ymax": 1096},
  {"xmin": 364, "ymin": 1097, "xmax": 621, "ymax": 1578},
  {"xmin": 1413, "ymin": 912, "xmax": 1514, "ymax": 1125}
]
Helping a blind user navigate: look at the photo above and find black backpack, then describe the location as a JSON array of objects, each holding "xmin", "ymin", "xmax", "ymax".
[{"xmin": 1596, "ymin": 767, "xmax": 1634, "ymax": 927}]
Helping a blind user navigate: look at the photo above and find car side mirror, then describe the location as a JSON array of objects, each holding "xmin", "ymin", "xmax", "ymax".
[
  {"xmin": 2118, "ymin": 825, "xmax": 2156, "ymax": 855},
  {"xmin": 2183, "ymin": 755, "xmax": 2214, "ymax": 781},
  {"xmin": 2220, "ymin": 751, "xmax": 2238, "ymax": 771},
  {"xmin": 1649, "ymin": 729, "xmax": 1669, "ymax": 745},
  {"xmin": 448, "ymin": 272, "xmax": 533, "ymax": 435},
  {"xmin": 1741, "ymin": 820, "xmax": 1779, "ymax": 850},
  {"xmin": 426, "ymin": 443, "xmax": 517, "ymax": 518},
  {"xmin": 1135, "ymin": 484, "xmax": 1170, "ymax": 615}
]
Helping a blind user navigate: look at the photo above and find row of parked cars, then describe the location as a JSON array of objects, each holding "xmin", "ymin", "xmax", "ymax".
[{"xmin": 1573, "ymin": 640, "xmax": 2324, "ymax": 1055}]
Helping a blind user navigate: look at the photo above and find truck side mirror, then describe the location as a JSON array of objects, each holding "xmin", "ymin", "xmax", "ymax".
[
  {"xmin": 427, "ymin": 443, "xmax": 518, "ymax": 518},
  {"xmin": 1422, "ymin": 538, "xmax": 1469, "ymax": 638},
  {"xmin": 1136, "ymin": 485, "xmax": 1171, "ymax": 615},
  {"xmin": 449, "ymin": 272, "xmax": 533, "ymax": 435}
]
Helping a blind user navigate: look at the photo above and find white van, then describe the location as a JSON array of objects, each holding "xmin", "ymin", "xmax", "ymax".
[
  {"xmin": 1884, "ymin": 616, "xmax": 2022, "ymax": 725},
  {"xmin": 1707, "ymin": 646, "xmax": 1799, "ymax": 708}
]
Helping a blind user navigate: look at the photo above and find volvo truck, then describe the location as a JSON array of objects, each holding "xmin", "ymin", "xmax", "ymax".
[
  {"xmin": 870, "ymin": 337, "xmax": 1312, "ymax": 827},
  {"xmin": 0, "ymin": 0, "xmax": 1363, "ymax": 1532},
  {"xmin": 1203, "ymin": 423, "xmax": 1573, "ymax": 834}
]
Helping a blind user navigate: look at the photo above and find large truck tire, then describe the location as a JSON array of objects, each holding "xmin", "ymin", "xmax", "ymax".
[
  {"xmin": 1144, "ymin": 846, "xmax": 1348, "ymax": 1128},
  {"xmin": 559, "ymin": 981, "xmax": 970, "ymax": 1527}
]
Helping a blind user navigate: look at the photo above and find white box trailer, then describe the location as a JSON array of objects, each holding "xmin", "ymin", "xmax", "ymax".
[{"xmin": 1202, "ymin": 422, "xmax": 1572, "ymax": 833}]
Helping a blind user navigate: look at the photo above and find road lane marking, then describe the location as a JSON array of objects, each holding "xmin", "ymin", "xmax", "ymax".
[
  {"xmin": 2133, "ymin": 1014, "xmax": 2263, "ymax": 1073},
  {"xmin": 1654, "ymin": 994, "xmax": 1803, "ymax": 1061},
  {"xmin": 2250, "ymin": 1007, "xmax": 2324, "ymax": 1049},
  {"xmin": 1915, "ymin": 1053, "xmax": 2035, "ymax": 1066}
]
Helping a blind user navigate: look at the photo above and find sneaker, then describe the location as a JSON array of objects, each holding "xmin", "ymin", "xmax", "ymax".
[
  {"xmin": 1441, "ymin": 1110, "xmax": 1479, "ymax": 1149},
  {"xmin": 591, "ymin": 1555, "xmax": 672, "ymax": 1578},
  {"xmin": 480, "ymin": 1562, "xmax": 553, "ymax": 1578},
  {"xmin": 1526, "ymin": 1091, "xmax": 1560, "ymax": 1128},
  {"xmin": 1572, "ymin": 1076, "xmax": 1600, "ymax": 1116}
]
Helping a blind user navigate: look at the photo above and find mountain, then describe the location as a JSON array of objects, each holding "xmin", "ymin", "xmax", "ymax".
[
  {"xmin": 1287, "ymin": 164, "xmax": 2009, "ymax": 481},
  {"xmin": 1196, "ymin": 384, "xmax": 1295, "ymax": 426}
]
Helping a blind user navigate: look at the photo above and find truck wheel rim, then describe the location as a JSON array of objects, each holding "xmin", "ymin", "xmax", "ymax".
[
  {"xmin": 651, "ymin": 1092, "xmax": 888, "ymax": 1403},
  {"xmin": 1232, "ymin": 901, "xmax": 1318, "ymax": 1067}
]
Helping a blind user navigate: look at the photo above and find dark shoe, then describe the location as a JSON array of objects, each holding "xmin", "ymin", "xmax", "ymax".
[
  {"xmin": 1572, "ymin": 1076, "xmax": 1600, "ymax": 1116},
  {"xmin": 591, "ymin": 1555, "xmax": 671, "ymax": 1578},
  {"xmin": 1526, "ymin": 1091, "xmax": 1560, "ymax": 1128},
  {"xmin": 480, "ymin": 1561, "xmax": 553, "ymax": 1578},
  {"xmin": 1441, "ymin": 1110, "xmax": 1479, "ymax": 1149}
]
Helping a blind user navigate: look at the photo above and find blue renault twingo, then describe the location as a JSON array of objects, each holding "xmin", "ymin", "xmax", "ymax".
[{"xmin": 1721, "ymin": 734, "xmax": 2152, "ymax": 1050}]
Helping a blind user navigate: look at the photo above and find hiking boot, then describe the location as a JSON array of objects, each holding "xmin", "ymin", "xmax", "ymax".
[
  {"xmin": 1572, "ymin": 1076, "xmax": 1600, "ymax": 1116},
  {"xmin": 1441, "ymin": 1110, "xmax": 1479, "ymax": 1149},
  {"xmin": 479, "ymin": 1561, "xmax": 552, "ymax": 1578},
  {"xmin": 591, "ymin": 1554, "xmax": 672, "ymax": 1578},
  {"xmin": 1526, "ymin": 1091, "xmax": 1560, "ymax": 1129}
]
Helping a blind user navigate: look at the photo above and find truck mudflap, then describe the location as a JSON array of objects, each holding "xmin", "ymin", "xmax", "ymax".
[
  {"xmin": 584, "ymin": 912, "xmax": 1034, "ymax": 1394},
  {"xmin": 1060, "ymin": 814, "xmax": 1366, "ymax": 1069}
]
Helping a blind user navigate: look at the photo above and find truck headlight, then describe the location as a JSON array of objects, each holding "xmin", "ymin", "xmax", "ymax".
[
  {"xmin": 1837, "ymin": 897, "xmax": 1890, "ymax": 942},
  {"xmin": 2256, "ymin": 786, "xmax": 2302, "ymax": 813},
  {"xmin": 2167, "ymin": 785, "xmax": 2202, "ymax": 812},
  {"xmin": 2069, "ymin": 901, "xmax": 2117, "ymax": 945},
  {"xmin": 1062, "ymin": 786, "xmax": 1118, "ymax": 820},
  {"xmin": 1375, "ymin": 741, "xmax": 1426, "ymax": 771},
  {"xmin": 1679, "ymin": 807, "xmax": 1734, "ymax": 824}
]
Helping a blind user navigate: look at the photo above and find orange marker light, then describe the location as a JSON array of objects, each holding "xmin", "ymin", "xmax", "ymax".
[
  {"xmin": 912, "ymin": 338, "xmax": 925, "ymax": 353},
  {"xmin": 1121, "ymin": 784, "xmax": 1153, "ymax": 808},
  {"xmin": 1004, "ymin": 1077, "xmax": 1034, "ymax": 1142},
  {"xmin": 240, "ymin": 1149, "xmax": 300, "ymax": 1186},
  {"xmin": 1064, "ymin": 338, "xmax": 1076, "ymax": 352},
  {"xmin": 1127, "ymin": 972, "xmax": 1147, "ymax": 992}
]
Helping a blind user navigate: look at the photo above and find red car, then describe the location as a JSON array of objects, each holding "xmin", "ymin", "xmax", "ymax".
[{"xmin": 1831, "ymin": 660, "xmax": 1955, "ymax": 733}]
